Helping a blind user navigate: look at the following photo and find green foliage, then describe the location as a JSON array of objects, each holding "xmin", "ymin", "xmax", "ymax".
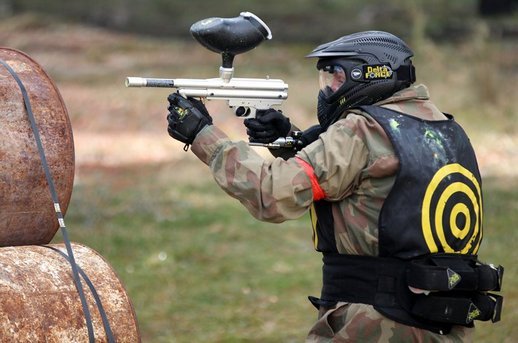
[{"xmin": 5, "ymin": 0, "xmax": 509, "ymax": 43}]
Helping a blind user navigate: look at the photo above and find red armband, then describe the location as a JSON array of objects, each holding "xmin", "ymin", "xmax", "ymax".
[{"xmin": 296, "ymin": 157, "xmax": 325, "ymax": 201}]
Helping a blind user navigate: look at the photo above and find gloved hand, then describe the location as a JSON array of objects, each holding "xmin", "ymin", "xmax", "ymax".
[
  {"xmin": 243, "ymin": 109, "xmax": 291, "ymax": 144},
  {"xmin": 167, "ymin": 93, "xmax": 213, "ymax": 145}
]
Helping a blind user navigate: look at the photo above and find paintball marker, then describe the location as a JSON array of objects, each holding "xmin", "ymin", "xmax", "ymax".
[{"xmin": 125, "ymin": 12, "xmax": 288, "ymax": 120}]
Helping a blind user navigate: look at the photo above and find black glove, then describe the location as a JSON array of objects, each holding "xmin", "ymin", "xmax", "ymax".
[
  {"xmin": 243, "ymin": 109, "xmax": 291, "ymax": 144},
  {"xmin": 167, "ymin": 93, "xmax": 212, "ymax": 146}
]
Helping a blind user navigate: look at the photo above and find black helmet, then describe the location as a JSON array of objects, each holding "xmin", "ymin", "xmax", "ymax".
[{"xmin": 307, "ymin": 31, "xmax": 416, "ymax": 130}]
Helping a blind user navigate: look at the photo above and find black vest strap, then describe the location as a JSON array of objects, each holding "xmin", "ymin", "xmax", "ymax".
[
  {"xmin": 319, "ymin": 253, "xmax": 504, "ymax": 334},
  {"xmin": 407, "ymin": 254, "xmax": 503, "ymax": 292},
  {"xmin": 321, "ymin": 253, "xmax": 404, "ymax": 306},
  {"xmin": 412, "ymin": 292, "xmax": 503, "ymax": 325},
  {"xmin": 311, "ymin": 200, "xmax": 337, "ymax": 253}
]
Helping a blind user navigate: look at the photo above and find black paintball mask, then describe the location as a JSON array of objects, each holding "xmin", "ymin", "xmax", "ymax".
[
  {"xmin": 307, "ymin": 31, "xmax": 416, "ymax": 130},
  {"xmin": 316, "ymin": 58, "xmax": 368, "ymax": 130}
]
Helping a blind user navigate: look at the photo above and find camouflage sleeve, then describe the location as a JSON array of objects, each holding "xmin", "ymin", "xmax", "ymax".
[
  {"xmin": 297, "ymin": 114, "xmax": 369, "ymax": 201},
  {"xmin": 191, "ymin": 125, "xmax": 314, "ymax": 223},
  {"xmin": 191, "ymin": 115, "xmax": 370, "ymax": 221}
]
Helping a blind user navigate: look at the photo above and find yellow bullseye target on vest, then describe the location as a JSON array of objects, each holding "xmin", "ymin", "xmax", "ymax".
[{"xmin": 422, "ymin": 163, "xmax": 483, "ymax": 254}]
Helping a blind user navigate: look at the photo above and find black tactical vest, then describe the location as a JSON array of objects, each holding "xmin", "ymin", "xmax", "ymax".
[
  {"xmin": 364, "ymin": 105, "xmax": 483, "ymax": 258},
  {"xmin": 310, "ymin": 105, "xmax": 483, "ymax": 257},
  {"xmin": 308, "ymin": 106, "xmax": 501, "ymax": 334}
]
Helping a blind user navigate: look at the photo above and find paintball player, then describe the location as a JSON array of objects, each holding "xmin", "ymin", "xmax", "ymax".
[{"xmin": 166, "ymin": 31, "xmax": 503, "ymax": 342}]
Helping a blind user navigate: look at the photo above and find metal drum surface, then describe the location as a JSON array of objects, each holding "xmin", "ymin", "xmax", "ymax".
[
  {"xmin": 0, "ymin": 243, "xmax": 140, "ymax": 342},
  {"xmin": 0, "ymin": 48, "xmax": 74, "ymax": 246}
]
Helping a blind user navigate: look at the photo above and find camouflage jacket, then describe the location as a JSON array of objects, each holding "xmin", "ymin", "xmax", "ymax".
[{"xmin": 190, "ymin": 84, "xmax": 473, "ymax": 342}]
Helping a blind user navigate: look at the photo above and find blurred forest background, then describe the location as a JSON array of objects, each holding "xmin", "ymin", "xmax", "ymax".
[
  {"xmin": 1, "ymin": 0, "xmax": 517, "ymax": 342},
  {"xmin": 2, "ymin": 0, "xmax": 518, "ymax": 42}
]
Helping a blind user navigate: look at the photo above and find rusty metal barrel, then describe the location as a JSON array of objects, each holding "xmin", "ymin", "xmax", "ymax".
[
  {"xmin": 0, "ymin": 243, "xmax": 140, "ymax": 342},
  {"xmin": 0, "ymin": 47, "xmax": 75, "ymax": 247}
]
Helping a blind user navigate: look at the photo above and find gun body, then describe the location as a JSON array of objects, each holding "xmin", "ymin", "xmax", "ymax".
[
  {"xmin": 248, "ymin": 136, "xmax": 303, "ymax": 149},
  {"xmin": 125, "ymin": 76, "xmax": 288, "ymax": 118}
]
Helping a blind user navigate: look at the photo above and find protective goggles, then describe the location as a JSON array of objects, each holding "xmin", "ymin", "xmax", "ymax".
[{"xmin": 318, "ymin": 65, "xmax": 346, "ymax": 97}]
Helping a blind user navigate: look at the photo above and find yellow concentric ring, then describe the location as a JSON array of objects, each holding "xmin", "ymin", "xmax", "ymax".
[
  {"xmin": 421, "ymin": 163, "xmax": 483, "ymax": 253},
  {"xmin": 450, "ymin": 203, "xmax": 471, "ymax": 240}
]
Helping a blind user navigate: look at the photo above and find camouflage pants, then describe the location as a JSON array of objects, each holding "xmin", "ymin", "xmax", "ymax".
[{"xmin": 305, "ymin": 302, "xmax": 473, "ymax": 343}]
